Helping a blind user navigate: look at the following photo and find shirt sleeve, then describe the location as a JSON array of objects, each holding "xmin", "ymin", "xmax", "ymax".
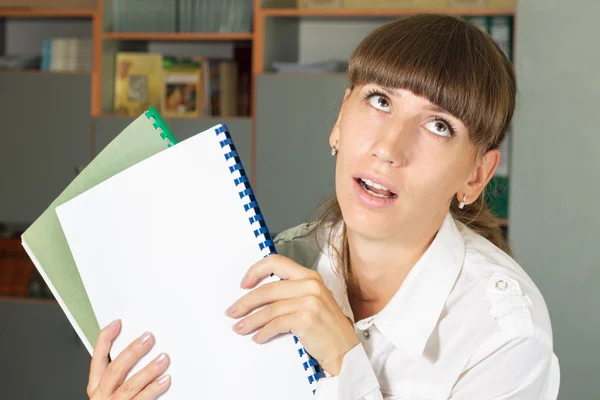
[
  {"xmin": 448, "ymin": 334, "xmax": 560, "ymax": 400},
  {"xmin": 313, "ymin": 342, "xmax": 383, "ymax": 400}
]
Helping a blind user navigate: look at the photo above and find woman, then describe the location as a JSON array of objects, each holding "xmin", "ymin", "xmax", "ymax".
[{"xmin": 86, "ymin": 13, "xmax": 559, "ymax": 399}]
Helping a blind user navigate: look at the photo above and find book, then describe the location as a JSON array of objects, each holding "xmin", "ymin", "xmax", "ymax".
[
  {"xmin": 52, "ymin": 114, "xmax": 324, "ymax": 397},
  {"xmin": 161, "ymin": 57, "xmax": 204, "ymax": 118},
  {"xmin": 21, "ymin": 108, "xmax": 177, "ymax": 353},
  {"xmin": 201, "ymin": 58, "xmax": 239, "ymax": 117},
  {"xmin": 114, "ymin": 52, "xmax": 164, "ymax": 117}
]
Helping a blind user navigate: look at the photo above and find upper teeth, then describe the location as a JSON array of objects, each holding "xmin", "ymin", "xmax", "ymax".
[{"xmin": 361, "ymin": 178, "xmax": 389, "ymax": 192}]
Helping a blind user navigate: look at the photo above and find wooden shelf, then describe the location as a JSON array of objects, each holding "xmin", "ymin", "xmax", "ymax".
[
  {"xmin": 0, "ymin": 69, "xmax": 90, "ymax": 75},
  {"xmin": 0, "ymin": 296, "xmax": 56, "ymax": 305},
  {"xmin": 0, "ymin": 8, "xmax": 95, "ymax": 18},
  {"xmin": 103, "ymin": 32, "xmax": 253, "ymax": 41},
  {"xmin": 96, "ymin": 113, "xmax": 253, "ymax": 121},
  {"xmin": 261, "ymin": 8, "xmax": 515, "ymax": 17}
]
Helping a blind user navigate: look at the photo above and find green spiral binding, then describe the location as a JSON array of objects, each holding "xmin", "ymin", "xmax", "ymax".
[{"xmin": 144, "ymin": 106, "xmax": 178, "ymax": 147}]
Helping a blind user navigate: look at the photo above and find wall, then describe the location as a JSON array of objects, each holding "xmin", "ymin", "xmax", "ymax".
[{"xmin": 510, "ymin": 1, "xmax": 600, "ymax": 398}]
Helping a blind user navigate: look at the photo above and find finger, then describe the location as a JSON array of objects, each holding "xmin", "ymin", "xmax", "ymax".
[
  {"xmin": 88, "ymin": 319, "xmax": 122, "ymax": 396},
  {"xmin": 241, "ymin": 254, "xmax": 318, "ymax": 289},
  {"xmin": 96, "ymin": 331, "xmax": 155, "ymax": 397},
  {"xmin": 251, "ymin": 312, "xmax": 309, "ymax": 345},
  {"xmin": 132, "ymin": 375, "xmax": 171, "ymax": 400},
  {"xmin": 228, "ymin": 279, "xmax": 323, "ymax": 318},
  {"xmin": 233, "ymin": 297, "xmax": 305, "ymax": 335},
  {"xmin": 113, "ymin": 352, "xmax": 170, "ymax": 400}
]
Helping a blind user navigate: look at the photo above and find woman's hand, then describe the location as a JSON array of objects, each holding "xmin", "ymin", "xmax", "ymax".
[
  {"xmin": 87, "ymin": 320, "xmax": 171, "ymax": 399},
  {"xmin": 225, "ymin": 254, "xmax": 359, "ymax": 376}
]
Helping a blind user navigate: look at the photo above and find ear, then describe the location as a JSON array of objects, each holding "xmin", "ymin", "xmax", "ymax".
[
  {"xmin": 459, "ymin": 149, "xmax": 500, "ymax": 205},
  {"xmin": 329, "ymin": 88, "xmax": 352, "ymax": 148}
]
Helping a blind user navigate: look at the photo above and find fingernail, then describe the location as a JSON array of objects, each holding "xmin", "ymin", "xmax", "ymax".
[
  {"xmin": 157, "ymin": 374, "xmax": 171, "ymax": 386},
  {"xmin": 251, "ymin": 333, "xmax": 260, "ymax": 343},
  {"xmin": 225, "ymin": 304, "xmax": 235, "ymax": 316},
  {"xmin": 240, "ymin": 274, "xmax": 249, "ymax": 287},
  {"xmin": 154, "ymin": 352, "xmax": 168, "ymax": 365},
  {"xmin": 106, "ymin": 319, "xmax": 120, "ymax": 329},
  {"xmin": 233, "ymin": 320, "xmax": 243, "ymax": 332},
  {"xmin": 138, "ymin": 331, "xmax": 153, "ymax": 345}
]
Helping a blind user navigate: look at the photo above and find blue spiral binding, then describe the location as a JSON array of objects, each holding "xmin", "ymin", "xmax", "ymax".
[{"xmin": 214, "ymin": 124, "xmax": 326, "ymax": 394}]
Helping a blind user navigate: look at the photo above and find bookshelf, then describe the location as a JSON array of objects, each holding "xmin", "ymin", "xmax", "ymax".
[
  {"xmin": 0, "ymin": 0, "xmax": 514, "ymax": 302},
  {"xmin": 0, "ymin": 1, "xmax": 516, "ymax": 122},
  {"xmin": 102, "ymin": 32, "xmax": 254, "ymax": 40},
  {"xmin": 260, "ymin": 7, "xmax": 515, "ymax": 17},
  {"xmin": 0, "ymin": 1, "xmax": 516, "ymax": 116}
]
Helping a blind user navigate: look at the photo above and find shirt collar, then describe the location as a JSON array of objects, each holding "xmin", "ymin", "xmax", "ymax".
[{"xmin": 318, "ymin": 212, "xmax": 466, "ymax": 359}]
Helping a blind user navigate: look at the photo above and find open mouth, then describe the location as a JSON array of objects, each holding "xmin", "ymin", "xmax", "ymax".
[{"xmin": 355, "ymin": 178, "xmax": 397, "ymax": 199}]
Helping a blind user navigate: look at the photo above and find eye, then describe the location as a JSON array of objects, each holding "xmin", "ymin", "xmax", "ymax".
[
  {"xmin": 367, "ymin": 93, "xmax": 391, "ymax": 113},
  {"xmin": 424, "ymin": 118, "xmax": 455, "ymax": 137}
]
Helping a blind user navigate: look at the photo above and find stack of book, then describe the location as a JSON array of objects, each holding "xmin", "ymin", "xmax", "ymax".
[
  {"xmin": 41, "ymin": 38, "xmax": 93, "ymax": 72},
  {"xmin": 113, "ymin": 52, "xmax": 245, "ymax": 118},
  {"xmin": 110, "ymin": 0, "xmax": 253, "ymax": 33},
  {"xmin": 178, "ymin": 0, "xmax": 253, "ymax": 33}
]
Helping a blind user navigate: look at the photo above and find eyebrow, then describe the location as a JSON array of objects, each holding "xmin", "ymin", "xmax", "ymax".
[
  {"xmin": 380, "ymin": 86, "xmax": 397, "ymax": 96},
  {"xmin": 425, "ymin": 104, "xmax": 451, "ymax": 114}
]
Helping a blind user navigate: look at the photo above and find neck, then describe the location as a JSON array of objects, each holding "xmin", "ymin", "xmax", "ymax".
[{"xmin": 345, "ymin": 211, "xmax": 447, "ymax": 321}]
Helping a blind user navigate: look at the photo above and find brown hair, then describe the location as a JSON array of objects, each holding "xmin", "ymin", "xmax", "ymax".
[{"xmin": 316, "ymin": 13, "xmax": 515, "ymax": 299}]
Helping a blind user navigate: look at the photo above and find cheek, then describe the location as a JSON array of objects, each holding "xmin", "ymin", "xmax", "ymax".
[
  {"xmin": 338, "ymin": 108, "xmax": 381, "ymax": 156},
  {"xmin": 408, "ymin": 147, "xmax": 470, "ymax": 199}
]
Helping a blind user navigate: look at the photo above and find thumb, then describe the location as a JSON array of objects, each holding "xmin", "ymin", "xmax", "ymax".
[{"xmin": 87, "ymin": 319, "xmax": 121, "ymax": 396}]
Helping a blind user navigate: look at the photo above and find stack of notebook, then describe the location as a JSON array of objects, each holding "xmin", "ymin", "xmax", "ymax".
[{"xmin": 21, "ymin": 107, "xmax": 324, "ymax": 399}]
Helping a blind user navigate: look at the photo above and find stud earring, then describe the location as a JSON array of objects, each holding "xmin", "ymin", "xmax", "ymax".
[
  {"xmin": 331, "ymin": 140, "xmax": 338, "ymax": 156},
  {"xmin": 458, "ymin": 194, "xmax": 467, "ymax": 209}
]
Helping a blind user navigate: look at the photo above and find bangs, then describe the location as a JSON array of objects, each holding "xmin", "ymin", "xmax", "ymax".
[{"xmin": 348, "ymin": 14, "xmax": 515, "ymax": 150}]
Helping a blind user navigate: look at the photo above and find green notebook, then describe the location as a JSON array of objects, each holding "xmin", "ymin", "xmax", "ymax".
[{"xmin": 21, "ymin": 107, "xmax": 177, "ymax": 354}]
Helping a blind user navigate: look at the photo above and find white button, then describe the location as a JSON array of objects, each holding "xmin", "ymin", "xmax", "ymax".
[
  {"xmin": 495, "ymin": 280, "xmax": 508, "ymax": 290},
  {"xmin": 363, "ymin": 329, "xmax": 371, "ymax": 340}
]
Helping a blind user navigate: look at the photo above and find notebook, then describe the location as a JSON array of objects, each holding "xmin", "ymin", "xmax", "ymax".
[
  {"xmin": 54, "ymin": 123, "xmax": 325, "ymax": 398},
  {"xmin": 21, "ymin": 107, "xmax": 177, "ymax": 354}
]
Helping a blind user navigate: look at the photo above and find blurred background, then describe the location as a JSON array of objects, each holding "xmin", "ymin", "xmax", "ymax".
[{"xmin": 0, "ymin": 0, "xmax": 597, "ymax": 398}]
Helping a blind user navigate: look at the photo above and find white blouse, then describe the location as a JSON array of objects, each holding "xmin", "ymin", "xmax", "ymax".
[{"xmin": 311, "ymin": 213, "xmax": 560, "ymax": 399}]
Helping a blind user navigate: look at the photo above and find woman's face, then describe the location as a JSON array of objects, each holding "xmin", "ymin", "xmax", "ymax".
[{"xmin": 330, "ymin": 84, "xmax": 498, "ymax": 240}]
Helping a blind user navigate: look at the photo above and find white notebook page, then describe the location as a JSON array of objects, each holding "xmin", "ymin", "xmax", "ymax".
[{"xmin": 56, "ymin": 125, "xmax": 316, "ymax": 399}]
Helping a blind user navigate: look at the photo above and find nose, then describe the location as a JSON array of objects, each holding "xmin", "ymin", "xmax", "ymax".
[{"xmin": 369, "ymin": 121, "xmax": 410, "ymax": 167}]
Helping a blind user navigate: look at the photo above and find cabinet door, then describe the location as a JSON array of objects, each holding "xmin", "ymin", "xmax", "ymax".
[
  {"xmin": 255, "ymin": 74, "xmax": 347, "ymax": 235},
  {"xmin": 0, "ymin": 300, "xmax": 90, "ymax": 400},
  {"xmin": 0, "ymin": 73, "xmax": 91, "ymax": 225}
]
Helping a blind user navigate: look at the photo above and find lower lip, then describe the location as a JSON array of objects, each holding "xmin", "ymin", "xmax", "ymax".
[{"xmin": 352, "ymin": 179, "xmax": 398, "ymax": 209}]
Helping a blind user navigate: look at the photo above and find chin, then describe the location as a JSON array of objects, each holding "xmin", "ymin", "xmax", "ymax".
[{"xmin": 341, "ymin": 210, "xmax": 397, "ymax": 241}]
